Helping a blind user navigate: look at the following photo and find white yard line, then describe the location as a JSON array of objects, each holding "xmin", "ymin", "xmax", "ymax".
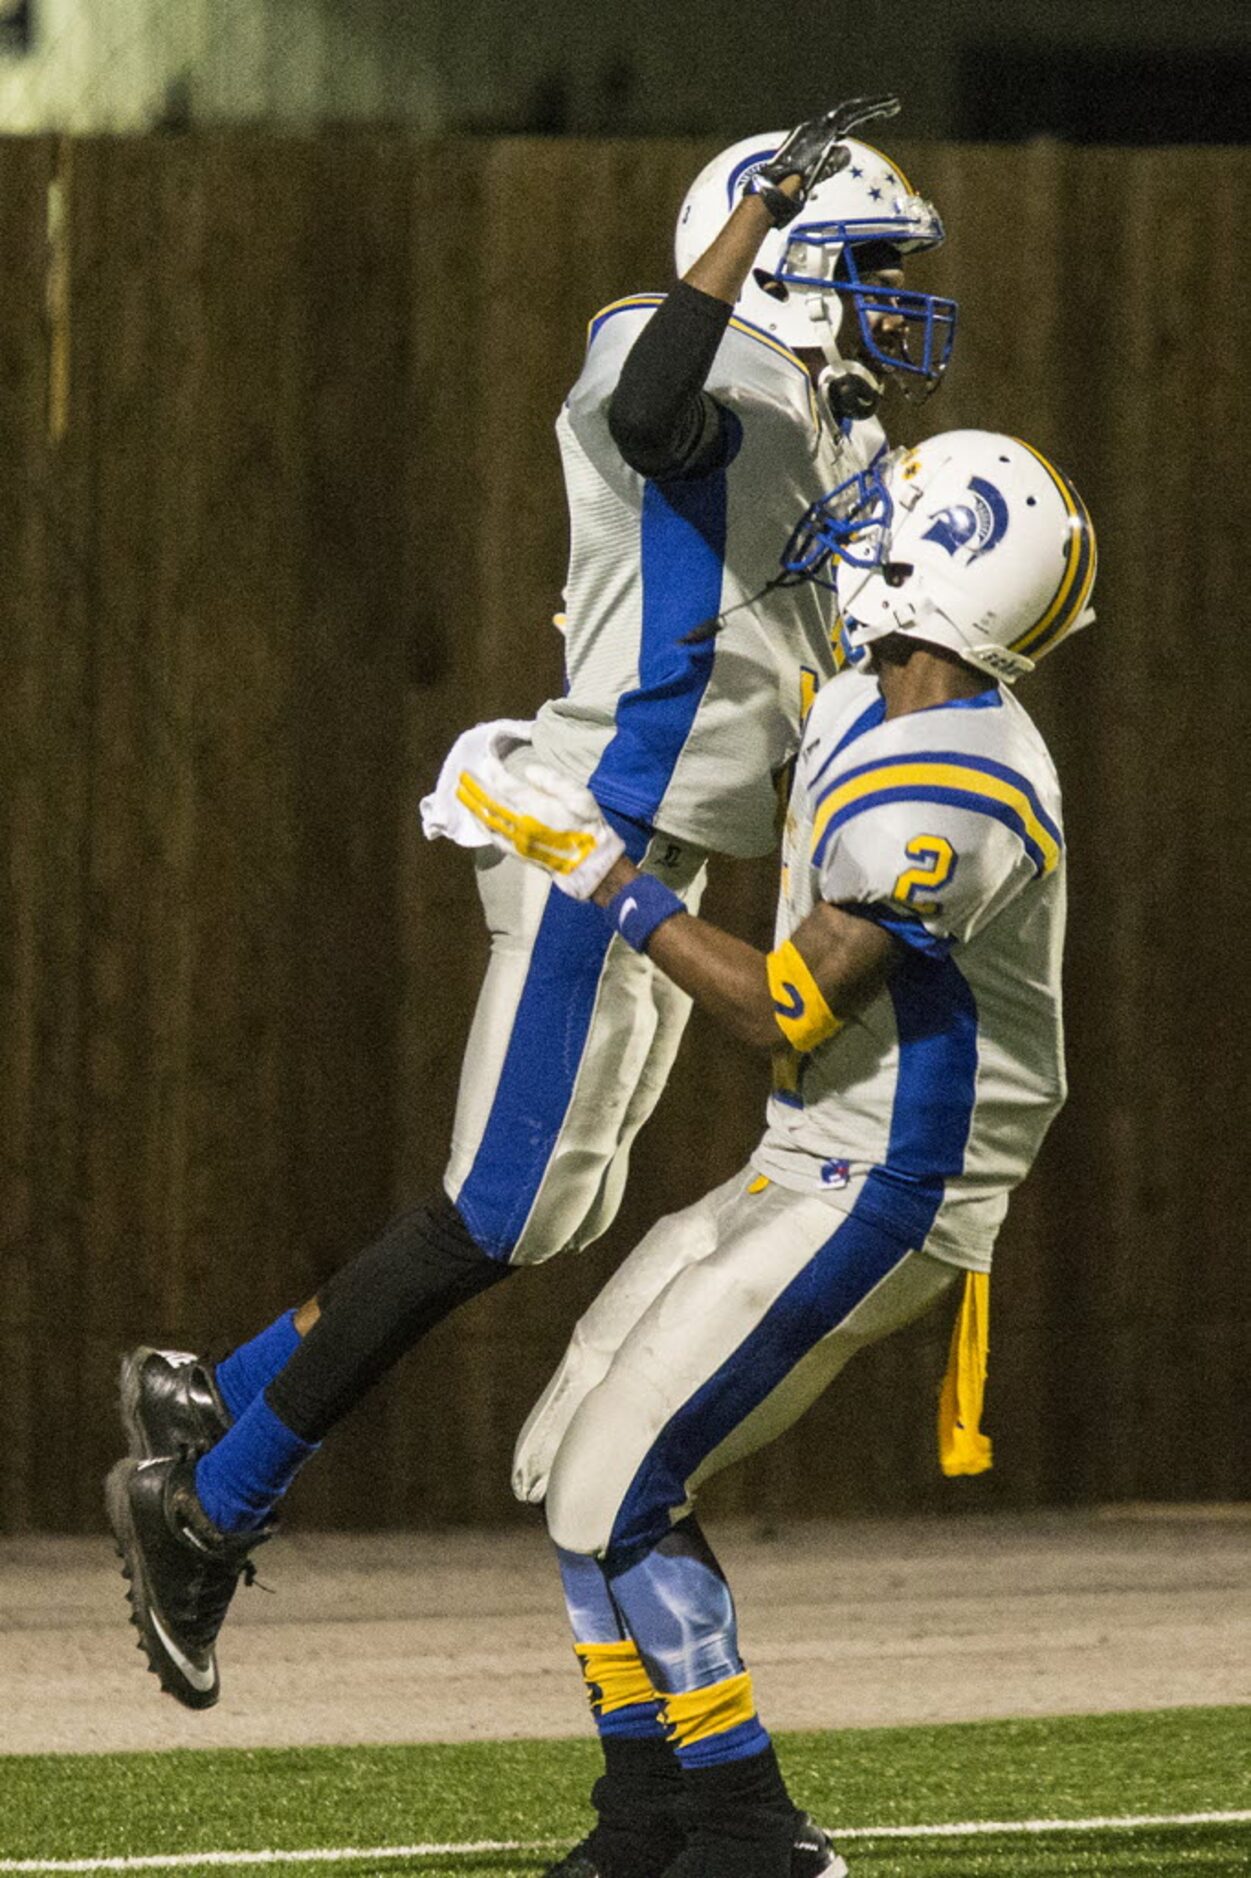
[{"xmin": 2, "ymin": 1813, "xmax": 1248, "ymax": 1872}]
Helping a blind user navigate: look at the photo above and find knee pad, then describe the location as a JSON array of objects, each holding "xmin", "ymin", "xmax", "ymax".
[{"xmin": 544, "ymin": 1452, "xmax": 618, "ymax": 1560}]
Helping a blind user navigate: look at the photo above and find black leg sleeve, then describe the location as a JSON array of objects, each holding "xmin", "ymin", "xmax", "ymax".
[{"xmin": 265, "ymin": 1193, "xmax": 511, "ymax": 1442}]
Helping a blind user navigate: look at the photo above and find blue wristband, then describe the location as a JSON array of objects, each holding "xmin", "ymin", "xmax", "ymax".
[{"xmin": 605, "ymin": 874, "xmax": 685, "ymax": 953}]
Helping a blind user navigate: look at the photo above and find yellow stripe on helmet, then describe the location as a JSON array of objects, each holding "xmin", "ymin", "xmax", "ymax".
[
  {"xmin": 1009, "ymin": 439, "xmax": 1098, "ymax": 660},
  {"xmin": 854, "ymin": 140, "xmax": 914, "ymax": 197}
]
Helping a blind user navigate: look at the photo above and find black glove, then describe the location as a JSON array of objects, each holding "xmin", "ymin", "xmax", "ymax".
[{"xmin": 746, "ymin": 95, "xmax": 901, "ymax": 228}]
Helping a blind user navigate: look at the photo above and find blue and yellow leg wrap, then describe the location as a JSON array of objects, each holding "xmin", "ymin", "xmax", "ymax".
[
  {"xmin": 574, "ymin": 1638, "xmax": 667, "ymax": 1741},
  {"xmin": 660, "ymin": 1669, "xmax": 770, "ymax": 1770}
]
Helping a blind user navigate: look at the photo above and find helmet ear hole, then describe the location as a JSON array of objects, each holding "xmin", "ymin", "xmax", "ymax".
[
  {"xmin": 753, "ymin": 268, "xmax": 789, "ymax": 302},
  {"xmin": 883, "ymin": 561, "xmax": 913, "ymax": 587}
]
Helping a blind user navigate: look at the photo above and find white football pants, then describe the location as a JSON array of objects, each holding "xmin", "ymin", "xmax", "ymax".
[
  {"xmin": 443, "ymin": 833, "xmax": 706, "ymax": 1265},
  {"xmin": 513, "ymin": 1167, "xmax": 957, "ymax": 1556}
]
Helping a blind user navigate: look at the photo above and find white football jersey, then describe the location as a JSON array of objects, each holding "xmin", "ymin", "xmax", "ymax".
[
  {"xmin": 752, "ymin": 671, "xmax": 1067, "ymax": 1268},
  {"xmin": 530, "ymin": 295, "xmax": 885, "ymax": 859}
]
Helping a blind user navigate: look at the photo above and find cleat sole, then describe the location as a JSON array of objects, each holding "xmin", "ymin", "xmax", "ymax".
[{"xmin": 104, "ymin": 1460, "xmax": 220, "ymax": 1712}]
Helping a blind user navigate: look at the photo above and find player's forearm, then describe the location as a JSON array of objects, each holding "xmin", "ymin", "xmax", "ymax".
[
  {"xmin": 608, "ymin": 179, "xmax": 802, "ymax": 482},
  {"xmin": 683, "ymin": 186, "xmax": 800, "ymax": 305},
  {"xmin": 650, "ymin": 910, "xmax": 780, "ymax": 1049},
  {"xmin": 593, "ymin": 859, "xmax": 778, "ymax": 1049}
]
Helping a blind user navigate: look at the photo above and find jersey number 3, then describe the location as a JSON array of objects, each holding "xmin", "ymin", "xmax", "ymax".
[{"xmin": 893, "ymin": 835, "xmax": 956, "ymax": 913}]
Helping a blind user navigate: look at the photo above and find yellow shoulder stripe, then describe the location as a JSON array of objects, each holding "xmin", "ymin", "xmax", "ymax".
[
  {"xmin": 726, "ymin": 315, "xmax": 806, "ymax": 374},
  {"xmin": 586, "ymin": 293, "xmax": 666, "ymax": 340},
  {"xmin": 811, "ymin": 760, "xmax": 1061, "ymax": 876},
  {"xmin": 586, "ymin": 298, "xmax": 818, "ymax": 426},
  {"xmin": 725, "ymin": 316, "xmax": 820, "ymax": 426}
]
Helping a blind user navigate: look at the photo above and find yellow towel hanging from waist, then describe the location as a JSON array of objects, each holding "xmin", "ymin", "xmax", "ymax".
[{"xmin": 937, "ymin": 1270, "xmax": 993, "ymax": 1476}]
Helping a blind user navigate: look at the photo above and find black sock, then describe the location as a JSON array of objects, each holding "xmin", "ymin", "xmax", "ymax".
[
  {"xmin": 657, "ymin": 1747, "xmax": 797, "ymax": 1878},
  {"xmin": 266, "ymin": 1193, "xmax": 510, "ymax": 1441},
  {"xmin": 595, "ymin": 1732, "xmax": 684, "ymax": 1812},
  {"xmin": 683, "ymin": 1735, "xmax": 788, "ymax": 1825},
  {"xmin": 587, "ymin": 1735, "xmax": 686, "ymax": 1877}
]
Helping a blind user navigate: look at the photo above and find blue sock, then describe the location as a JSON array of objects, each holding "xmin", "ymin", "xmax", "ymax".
[
  {"xmin": 213, "ymin": 1309, "xmax": 302, "ymax": 1422},
  {"xmin": 195, "ymin": 1392, "xmax": 318, "ymax": 1533}
]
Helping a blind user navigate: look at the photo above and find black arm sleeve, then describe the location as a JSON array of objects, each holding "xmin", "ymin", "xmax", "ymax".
[{"xmin": 607, "ymin": 282, "xmax": 736, "ymax": 481}]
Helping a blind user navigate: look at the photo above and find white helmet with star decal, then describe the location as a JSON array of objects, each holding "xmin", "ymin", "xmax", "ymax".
[
  {"xmin": 780, "ymin": 430, "xmax": 1097, "ymax": 680},
  {"xmin": 674, "ymin": 131, "xmax": 957, "ymax": 395}
]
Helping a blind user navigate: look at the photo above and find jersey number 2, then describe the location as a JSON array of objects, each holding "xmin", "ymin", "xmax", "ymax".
[{"xmin": 893, "ymin": 835, "xmax": 956, "ymax": 913}]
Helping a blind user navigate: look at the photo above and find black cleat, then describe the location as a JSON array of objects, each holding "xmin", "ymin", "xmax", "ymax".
[
  {"xmin": 792, "ymin": 1813, "xmax": 848, "ymax": 1878},
  {"xmin": 541, "ymin": 1829, "xmax": 688, "ymax": 1878},
  {"xmin": 105, "ymin": 1453, "xmax": 271, "ymax": 1710},
  {"xmin": 541, "ymin": 1837, "xmax": 606, "ymax": 1878},
  {"xmin": 118, "ymin": 1347, "xmax": 231, "ymax": 1462},
  {"xmin": 544, "ymin": 1813, "xmax": 846, "ymax": 1878}
]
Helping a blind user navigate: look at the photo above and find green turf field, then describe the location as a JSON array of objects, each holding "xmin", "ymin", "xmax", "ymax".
[{"xmin": 1, "ymin": 1707, "xmax": 1247, "ymax": 1876}]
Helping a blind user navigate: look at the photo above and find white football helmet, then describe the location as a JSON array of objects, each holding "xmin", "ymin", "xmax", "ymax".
[
  {"xmin": 781, "ymin": 431, "xmax": 1097, "ymax": 681},
  {"xmin": 674, "ymin": 132, "xmax": 956, "ymax": 393}
]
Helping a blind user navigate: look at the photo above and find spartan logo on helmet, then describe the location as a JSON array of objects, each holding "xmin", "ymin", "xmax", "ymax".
[{"xmin": 922, "ymin": 476, "xmax": 1010, "ymax": 560}]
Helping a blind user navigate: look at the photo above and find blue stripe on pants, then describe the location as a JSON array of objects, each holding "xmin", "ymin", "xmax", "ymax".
[
  {"xmin": 454, "ymin": 890, "xmax": 616, "ymax": 1262},
  {"xmin": 454, "ymin": 812, "xmax": 650, "ymax": 1263},
  {"xmin": 607, "ymin": 951, "xmax": 979, "ymax": 1550},
  {"xmin": 607, "ymin": 1192, "xmax": 916, "ymax": 1553}
]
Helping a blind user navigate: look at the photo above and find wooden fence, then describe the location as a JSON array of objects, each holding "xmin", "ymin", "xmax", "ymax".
[{"xmin": 2, "ymin": 134, "xmax": 1247, "ymax": 1531}]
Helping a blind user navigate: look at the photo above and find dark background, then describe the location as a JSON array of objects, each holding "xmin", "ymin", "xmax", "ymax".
[{"xmin": 1, "ymin": 1, "xmax": 1249, "ymax": 142}]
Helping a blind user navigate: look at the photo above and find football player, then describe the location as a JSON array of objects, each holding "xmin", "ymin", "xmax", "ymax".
[
  {"xmin": 459, "ymin": 430, "xmax": 1096, "ymax": 1878},
  {"xmin": 105, "ymin": 101, "xmax": 958, "ymax": 1726}
]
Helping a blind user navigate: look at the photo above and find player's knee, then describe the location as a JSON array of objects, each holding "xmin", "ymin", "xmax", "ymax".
[
  {"xmin": 543, "ymin": 1447, "xmax": 619, "ymax": 1558},
  {"xmin": 731, "ymin": 1271, "xmax": 782, "ymax": 1321}
]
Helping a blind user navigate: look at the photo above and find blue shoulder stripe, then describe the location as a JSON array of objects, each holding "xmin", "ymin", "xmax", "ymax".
[
  {"xmin": 586, "ymin": 294, "xmax": 666, "ymax": 345},
  {"xmin": 810, "ymin": 749, "xmax": 1062, "ymax": 876},
  {"xmin": 814, "ymin": 783, "xmax": 1051, "ymax": 874}
]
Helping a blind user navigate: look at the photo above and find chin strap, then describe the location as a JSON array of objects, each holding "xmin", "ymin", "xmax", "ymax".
[{"xmin": 820, "ymin": 359, "xmax": 882, "ymax": 422}]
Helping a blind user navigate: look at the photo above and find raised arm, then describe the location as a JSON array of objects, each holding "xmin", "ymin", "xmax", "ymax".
[
  {"xmin": 607, "ymin": 101, "xmax": 875, "ymax": 480},
  {"xmin": 606, "ymin": 194, "xmax": 790, "ymax": 481}
]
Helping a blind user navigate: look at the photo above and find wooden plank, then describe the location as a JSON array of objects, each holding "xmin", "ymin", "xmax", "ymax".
[
  {"xmin": 15, "ymin": 136, "xmax": 103, "ymax": 1530},
  {"xmin": 281, "ymin": 132, "xmax": 418, "ymax": 1529},
  {"xmin": 0, "ymin": 137, "xmax": 60, "ymax": 1530}
]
